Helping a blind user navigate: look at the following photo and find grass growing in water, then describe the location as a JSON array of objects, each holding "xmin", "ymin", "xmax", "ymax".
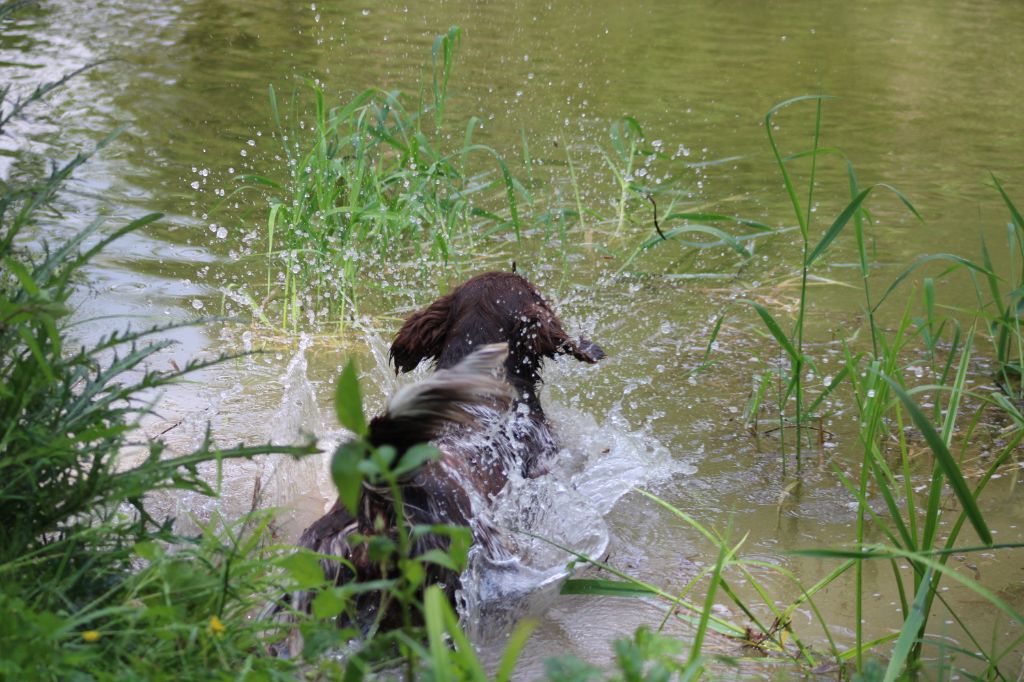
[
  {"xmin": 724, "ymin": 98, "xmax": 1023, "ymax": 678},
  {"xmin": 7, "ymin": 6, "xmax": 1024, "ymax": 675},
  {"xmin": 541, "ymin": 98, "xmax": 1024, "ymax": 680},
  {"xmin": 234, "ymin": 27, "xmax": 529, "ymax": 333}
]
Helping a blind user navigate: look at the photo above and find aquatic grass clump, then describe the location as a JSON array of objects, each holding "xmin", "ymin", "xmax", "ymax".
[
  {"xmin": 567, "ymin": 116, "xmax": 775, "ymax": 279},
  {"xmin": 717, "ymin": 97, "xmax": 1024, "ymax": 678},
  {"xmin": 552, "ymin": 488, "xmax": 863, "ymax": 678},
  {"xmin": 819, "ymin": 320, "xmax": 1024, "ymax": 679},
  {"xmin": 237, "ymin": 27, "xmax": 529, "ymax": 333}
]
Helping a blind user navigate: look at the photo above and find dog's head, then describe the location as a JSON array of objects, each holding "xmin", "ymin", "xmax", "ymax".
[{"xmin": 389, "ymin": 272, "xmax": 603, "ymax": 398}]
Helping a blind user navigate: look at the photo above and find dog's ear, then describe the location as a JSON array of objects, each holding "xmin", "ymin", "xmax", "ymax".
[
  {"xmin": 390, "ymin": 293, "xmax": 455, "ymax": 373},
  {"xmin": 515, "ymin": 303, "xmax": 605, "ymax": 364}
]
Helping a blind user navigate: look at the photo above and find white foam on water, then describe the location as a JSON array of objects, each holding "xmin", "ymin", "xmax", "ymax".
[
  {"xmin": 254, "ymin": 334, "xmax": 341, "ymax": 527},
  {"xmin": 458, "ymin": 368, "xmax": 695, "ymax": 640}
]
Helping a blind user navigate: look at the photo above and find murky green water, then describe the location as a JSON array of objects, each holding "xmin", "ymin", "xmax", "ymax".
[{"xmin": 4, "ymin": 0, "xmax": 1024, "ymax": 676}]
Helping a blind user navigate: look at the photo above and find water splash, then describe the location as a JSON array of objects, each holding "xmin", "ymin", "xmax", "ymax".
[
  {"xmin": 143, "ymin": 325, "xmax": 692, "ymax": 641},
  {"xmin": 458, "ymin": 373, "xmax": 694, "ymax": 640},
  {"xmin": 254, "ymin": 333, "xmax": 340, "ymax": 530}
]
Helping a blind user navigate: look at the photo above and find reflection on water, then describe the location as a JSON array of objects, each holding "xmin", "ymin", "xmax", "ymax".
[{"xmin": 4, "ymin": 0, "xmax": 1024, "ymax": 675}]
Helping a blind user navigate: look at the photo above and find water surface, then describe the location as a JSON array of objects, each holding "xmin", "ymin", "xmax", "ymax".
[{"xmin": 3, "ymin": 0, "xmax": 1024, "ymax": 676}]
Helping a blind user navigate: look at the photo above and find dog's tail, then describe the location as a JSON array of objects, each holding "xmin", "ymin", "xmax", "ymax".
[{"xmin": 367, "ymin": 343, "xmax": 514, "ymax": 453}]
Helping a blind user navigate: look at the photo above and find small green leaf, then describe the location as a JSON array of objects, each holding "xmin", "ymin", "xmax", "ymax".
[
  {"xmin": 400, "ymin": 558, "xmax": 426, "ymax": 587},
  {"xmin": 393, "ymin": 443, "xmax": 440, "ymax": 477},
  {"xmin": 418, "ymin": 525, "xmax": 472, "ymax": 569},
  {"xmin": 367, "ymin": 535, "xmax": 396, "ymax": 562},
  {"xmin": 806, "ymin": 186, "xmax": 873, "ymax": 266},
  {"xmin": 331, "ymin": 440, "xmax": 367, "ymax": 516},
  {"xmin": 374, "ymin": 444, "xmax": 397, "ymax": 469},
  {"xmin": 741, "ymin": 299, "xmax": 800, "ymax": 362},
  {"xmin": 885, "ymin": 376, "xmax": 991, "ymax": 545},
  {"xmin": 277, "ymin": 552, "xmax": 326, "ymax": 590},
  {"xmin": 4, "ymin": 257, "xmax": 41, "ymax": 295},
  {"xmin": 335, "ymin": 359, "xmax": 367, "ymax": 436},
  {"xmin": 311, "ymin": 588, "xmax": 348, "ymax": 619},
  {"xmin": 133, "ymin": 541, "xmax": 161, "ymax": 561},
  {"xmin": 416, "ymin": 549, "xmax": 459, "ymax": 572}
]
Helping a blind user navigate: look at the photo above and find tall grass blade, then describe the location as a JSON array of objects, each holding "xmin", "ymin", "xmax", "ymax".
[
  {"xmin": 495, "ymin": 619, "xmax": 537, "ymax": 682},
  {"xmin": 561, "ymin": 579, "xmax": 658, "ymax": 598},
  {"xmin": 424, "ymin": 586, "xmax": 453, "ymax": 682},
  {"xmin": 873, "ymin": 254, "xmax": 992, "ymax": 312},
  {"xmin": 742, "ymin": 300, "xmax": 800, "ymax": 362},
  {"xmin": 883, "ymin": 376, "xmax": 991, "ymax": 545},
  {"xmin": 806, "ymin": 184, "xmax": 921, "ymax": 266},
  {"xmin": 992, "ymin": 174, "xmax": 1022, "ymax": 229}
]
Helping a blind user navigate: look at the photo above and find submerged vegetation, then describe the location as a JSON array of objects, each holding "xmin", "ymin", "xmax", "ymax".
[{"xmin": 3, "ymin": 4, "xmax": 1024, "ymax": 678}]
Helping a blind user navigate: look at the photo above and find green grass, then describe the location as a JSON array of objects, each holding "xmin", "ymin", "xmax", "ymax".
[
  {"xmin": 230, "ymin": 27, "xmax": 532, "ymax": 333},
  {"xmin": 716, "ymin": 98, "xmax": 1023, "ymax": 679},
  {"xmin": 531, "ymin": 98, "xmax": 1024, "ymax": 680},
  {"xmin": 0, "ymin": 33, "xmax": 322, "ymax": 679}
]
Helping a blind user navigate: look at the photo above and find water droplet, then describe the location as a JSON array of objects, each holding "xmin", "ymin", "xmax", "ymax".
[{"xmin": 191, "ymin": 299, "xmax": 204, "ymax": 310}]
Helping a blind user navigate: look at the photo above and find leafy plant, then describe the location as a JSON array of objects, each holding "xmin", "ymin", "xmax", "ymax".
[{"xmin": 0, "ymin": 33, "xmax": 316, "ymax": 679}]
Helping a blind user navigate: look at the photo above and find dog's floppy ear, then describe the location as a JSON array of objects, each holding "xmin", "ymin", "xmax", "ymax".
[
  {"xmin": 515, "ymin": 303, "xmax": 605, "ymax": 364},
  {"xmin": 390, "ymin": 293, "xmax": 455, "ymax": 373}
]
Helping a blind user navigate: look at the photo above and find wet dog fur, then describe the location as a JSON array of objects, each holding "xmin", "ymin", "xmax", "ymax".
[{"xmin": 284, "ymin": 271, "xmax": 603, "ymax": 640}]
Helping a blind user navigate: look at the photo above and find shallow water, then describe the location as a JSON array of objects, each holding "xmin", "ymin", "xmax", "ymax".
[{"xmin": 4, "ymin": 0, "xmax": 1024, "ymax": 676}]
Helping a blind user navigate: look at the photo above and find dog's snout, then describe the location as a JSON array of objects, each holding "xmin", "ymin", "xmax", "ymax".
[{"xmin": 575, "ymin": 338, "xmax": 605, "ymax": 363}]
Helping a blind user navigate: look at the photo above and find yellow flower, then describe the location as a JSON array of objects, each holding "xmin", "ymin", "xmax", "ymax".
[
  {"xmin": 82, "ymin": 630, "xmax": 101, "ymax": 643},
  {"xmin": 209, "ymin": 615, "xmax": 226, "ymax": 635}
]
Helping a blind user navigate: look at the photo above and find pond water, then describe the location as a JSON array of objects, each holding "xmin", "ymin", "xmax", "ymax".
[{"xmin": 4, "ymin": 0, "xmax": 1024, "ymax": 677}]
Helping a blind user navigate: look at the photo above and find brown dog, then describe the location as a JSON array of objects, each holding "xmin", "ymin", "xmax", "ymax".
[
  {"xmin": 288, "ymin": 271, "xmax": 604, "ymax": 636},
  {"xmin": 390, "ymin": 271, "xmax": 604, "ymax": 483}
]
